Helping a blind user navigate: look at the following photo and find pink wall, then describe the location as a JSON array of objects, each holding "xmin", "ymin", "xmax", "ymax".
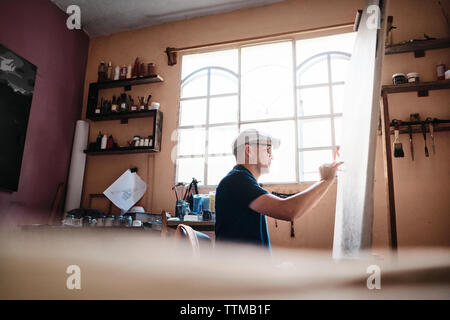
[{"xmin": 0, "ymin": 0, "xmax": 89, "ymax": 227}]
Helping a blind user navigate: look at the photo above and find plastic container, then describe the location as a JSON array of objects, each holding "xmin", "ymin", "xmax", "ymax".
[
  {"xmin": 392, "ymin": 73, "xmax": 407, "ymax": 85},
  {"xmin": 150, "ymin": 102, "xmax": 160, "ymax": 110},
  {"xmin": 209, "ymin": 191, "xmax": 216, "ymax": 212},
  {"xmin": 192, "ymin": 194, "xmax": 203, "ymax": 213},
  {"xmin": 407, "ymin": 72, "xmax": 419, "ymax": 83}
]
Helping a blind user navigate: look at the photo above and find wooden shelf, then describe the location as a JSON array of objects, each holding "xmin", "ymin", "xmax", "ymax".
[
  {"xmin": 84, "ymin": 147, "xmax": 159, "ymax": 155},
  {"xmin": 94, "ymin": 75, "xmax": 163, "ymax": 90},
  {"xmin": 382, "ymin": 80, "xmax": 450, "ymax": 95},
  {"xmin": 86, "ymin": 75, "xmax": 164, "ymax": 121},
  {"xmin": 88, "ymin": 109, "xmax": 159, "ymax": 122},
  {"xmin": 385, "ymin": 37, "xmax": 450, "ymax": 57}
]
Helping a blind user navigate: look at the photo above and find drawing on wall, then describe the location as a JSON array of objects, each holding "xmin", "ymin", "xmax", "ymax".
[{"xmin": 0, "ymin": 44, "xmax": 37, "ymax": 192}]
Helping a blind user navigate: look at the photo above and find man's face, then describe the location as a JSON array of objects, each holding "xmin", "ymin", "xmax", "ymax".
[
  {"xmin": 246, "ymin": 142, "xmax": 272, "ymax": 173},
  {"xmin": 257, "ymin": 143, "xmax": 272, "ymax": 169}
]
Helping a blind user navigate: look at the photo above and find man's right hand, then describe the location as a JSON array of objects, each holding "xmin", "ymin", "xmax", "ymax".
[{"xmin": 319, "ymin": 161, "xmax": 343, "ymax": 181}]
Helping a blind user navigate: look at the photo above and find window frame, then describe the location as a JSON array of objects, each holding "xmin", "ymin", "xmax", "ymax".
[{"xmin": 176, "ymin": 33, "xmax": 354, "ymax": 187}]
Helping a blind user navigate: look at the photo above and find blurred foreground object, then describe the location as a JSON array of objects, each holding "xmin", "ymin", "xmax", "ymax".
[{"xmin": 0, "ymin": 228, "xmax": 449, "ymax": 299}]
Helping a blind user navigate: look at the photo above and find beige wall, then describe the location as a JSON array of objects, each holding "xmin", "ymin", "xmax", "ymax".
[{"xmin": 81, "ymin": 0, "xmax": 450, "ymax": 250}]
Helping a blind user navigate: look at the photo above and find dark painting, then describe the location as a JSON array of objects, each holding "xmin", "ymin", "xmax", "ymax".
[{"xmin": 0, "ymin": 44, "xmax": 37, "ymax": 192}]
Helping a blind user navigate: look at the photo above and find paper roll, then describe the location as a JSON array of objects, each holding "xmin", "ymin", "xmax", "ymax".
[{"xmin": 64, "ymin": 120, "xmax": 89, "ymax": 213}]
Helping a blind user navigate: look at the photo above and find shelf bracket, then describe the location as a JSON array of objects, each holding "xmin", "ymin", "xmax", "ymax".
[
  {"xmin": 417, "ymin": 89, "xmax": 428, "ymax": 97},
  {"xmin": 413, "ymin": 49, "xmax": 425, "ymax": 58},
  {"xmin": 120, "ymin": 118, "xmax": 128, "ymax": 124}
]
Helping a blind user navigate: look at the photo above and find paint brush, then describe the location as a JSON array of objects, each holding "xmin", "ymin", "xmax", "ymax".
[
  {"xmin": 408, "ymin": 125, "xmax": 414, "ymax": 160},
  {"xmin": 393, "ymin": 122, "xmax": 404, "ymax": 158},
  {"xmin": 421, "ymin": 122, "xmax": 429, "ymax": 157},
  {"xmin": 428, "ymin": 119, "xmax": 436, "ymax": 154}
]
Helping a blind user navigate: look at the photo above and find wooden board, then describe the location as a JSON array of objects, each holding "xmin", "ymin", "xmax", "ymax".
[{"xmin": 332, "ymin": 0, "xmax": 388, "ymax": 258}]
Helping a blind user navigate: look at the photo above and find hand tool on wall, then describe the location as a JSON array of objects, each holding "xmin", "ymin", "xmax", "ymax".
[
  {"xmin": 426, "ymin": 117, "xmax": 436, "ymax": 154},
  {"xmin": 421, "ymin": 122, "xmax": 429, "ymax": 157},
  {"xmin": 408, "ymin": 124, "xmax": 414, "ymax": 160},
  {"xmin": 392, "ymin": 120, "xmax": 404, "ymax": 158},
  {"xmin": 410, "ymin": 113, "xmax": 420, "ymax": 122}
]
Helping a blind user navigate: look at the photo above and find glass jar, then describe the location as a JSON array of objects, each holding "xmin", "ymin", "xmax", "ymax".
[
  {"xmin": 105, "ymin": 216, "xmax": 115, "ymax": 227},
  {"xmin": 114, "ymin": 216, "xmax": 122, "ymax": 227},
  {"xmin": 96, "ymin": 216, "xmax": 105, "ymax": 227},
  {"xmin": 82, "ymin": 216, "xmax": 92, "ymax": 227}
]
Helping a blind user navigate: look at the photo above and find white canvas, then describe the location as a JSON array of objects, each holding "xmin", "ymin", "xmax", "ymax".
[{"xmin": 333, "ymin": 0, "xmax": 387, "ymax": 259}]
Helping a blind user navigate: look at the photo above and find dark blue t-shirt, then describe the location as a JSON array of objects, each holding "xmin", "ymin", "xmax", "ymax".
[{"xmin": 215, "ymin": 165, "xmax": 271, "ymax": 250}]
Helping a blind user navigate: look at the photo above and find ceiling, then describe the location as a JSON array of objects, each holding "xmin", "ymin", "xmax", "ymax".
[{"xmin": 51, "ymin": 0, "xmax": 285, "ymax": 37}]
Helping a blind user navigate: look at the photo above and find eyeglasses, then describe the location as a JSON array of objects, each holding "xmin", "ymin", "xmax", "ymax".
[{"xmin": 246, "ymin": 143, "xmax": 272, "ymax": 154}]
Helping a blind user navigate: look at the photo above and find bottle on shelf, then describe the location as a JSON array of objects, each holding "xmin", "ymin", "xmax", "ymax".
[
  {"xmin": 114, "ymin": 65, "xmax": 120, "ymax": 80},
  {"xmin": 95, "ymin": 97, "xmax": 102, "ymax": 114},
  {"xmin": 437, "ymin": 62, "xmax": 446, "ymax": 80},
  {"xmin": 119, "ymin": 93, "xmax": 128, "ymax": 112},
  {"xmin": 107, "ymin": 61, "xmax": 113, "ymax": 80},
  {"xmin": 120, "ymin": 66, "xmax": 127, "ymax": 80},
  {"xmin": 127, "ymin": 64, "xmax": 132, "ymax": 79},
  {"xmin": 106, "ymin": 135, "xmax": 114, "ymax": 149},
  {"xmin": 148, "ymin": 63, "xmax": 156, "ymax": 76},
  {"xmin": 132, "ymin": 58, "xmax": 140, "ymax": 78},
  {"xmin": 139, "ymin": 62, "xmax": 146, "ymax": 77},
  {"xmin": 96, "ymin": 132, "xmax": 103, "ymax": 150},
  {"xmin": 101, "ymin": 133, "xmax": 108, "ymax": 150},
  {"xmin": 102, "ymin": 98, "xmax": 111, "ymax": 114},
  {"xmin": 129, "ymin": 95, "xmax": 137, "ymax": 111},
  {"xmin": 133, "ymin": 136, "xmax": 140, "ymax": 147},
  {"xmin": 111, "ymin": 95, "xmax": 118, "ymax": 112},
  {"xmin": 97, "ymin": 61, "xmax": 107, "ymax": 82}
]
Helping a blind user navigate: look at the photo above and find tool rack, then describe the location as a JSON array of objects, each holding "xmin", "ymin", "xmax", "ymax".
[{"xmin": 380, "ymin": 80, "xmax": 450, "ymax": 252}]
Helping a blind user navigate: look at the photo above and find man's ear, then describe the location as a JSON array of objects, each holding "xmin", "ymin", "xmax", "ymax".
[
  {"xmin": 244, "ymin": 144, "xmax": 250, "ymax": 163},
  {"xmin": 245, "ymin": 144, "xmax": 258, "ymax": 165}
]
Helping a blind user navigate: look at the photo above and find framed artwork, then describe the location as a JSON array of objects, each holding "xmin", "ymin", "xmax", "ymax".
[{"xmin": 0, "ymin": 44, "xmax": 37, "ymax": 192}]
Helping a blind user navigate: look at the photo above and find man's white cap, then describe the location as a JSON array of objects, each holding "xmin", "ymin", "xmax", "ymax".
[{"xmin": 232, "ymin": 129, "xmax": 281, "ymax": 152}]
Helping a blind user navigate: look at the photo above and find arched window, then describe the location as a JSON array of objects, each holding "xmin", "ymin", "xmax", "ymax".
[
  {"xmin": 296, "ymin": 51, "xmax": 351, "ymax": 181},
  {"xmin": 176, "ymin": 32, "xmax": 355, "ymax": 185},
  {"xmin": 177, "ymin": 65, "xmax": 239, "ymax": 186}
]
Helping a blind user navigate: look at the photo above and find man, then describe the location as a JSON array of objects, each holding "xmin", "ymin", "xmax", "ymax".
[{"xmin": 215, "ymin": 129, "xmax": 342, "ymax": 251}]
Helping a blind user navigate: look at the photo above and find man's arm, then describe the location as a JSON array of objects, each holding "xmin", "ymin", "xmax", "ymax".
[{"xmin": 249, "ymin": 162, "xmax": 342, "ymax": 221}]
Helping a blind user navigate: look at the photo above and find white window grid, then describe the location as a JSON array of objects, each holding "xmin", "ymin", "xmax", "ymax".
[{"xmin": 176, "ymin": 40, "xmax": 352, "ymax": 186}]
